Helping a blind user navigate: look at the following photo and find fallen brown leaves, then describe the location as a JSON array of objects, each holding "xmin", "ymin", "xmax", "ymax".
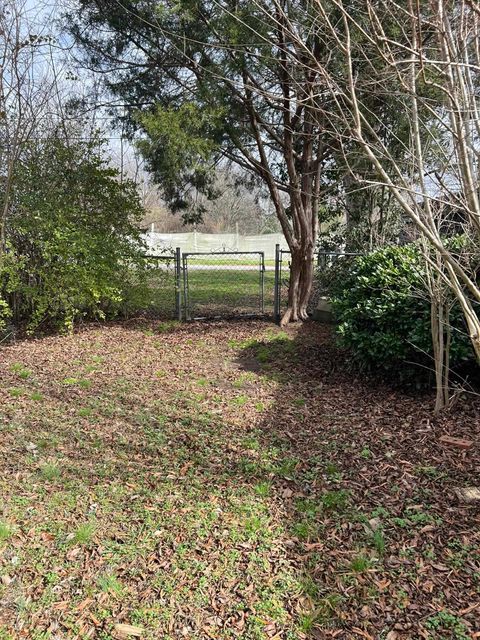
[{"xmin": 0, "ymin": 319, "xmax": 478, "ymax": 639}]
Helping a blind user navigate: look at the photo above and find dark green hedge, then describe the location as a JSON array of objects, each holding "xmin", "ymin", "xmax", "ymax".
[{"xmin": 327, "ymin": 245, "xmax": 475, "ymax": 382}]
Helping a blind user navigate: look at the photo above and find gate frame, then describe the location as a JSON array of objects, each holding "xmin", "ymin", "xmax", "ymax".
[
  {"xmin": 175, "ymin": 247, "xmax": 182, "ymax": 320},
  {"xmin": 182, "ymin": 250, "xmax": 266, "ymax": 321}
]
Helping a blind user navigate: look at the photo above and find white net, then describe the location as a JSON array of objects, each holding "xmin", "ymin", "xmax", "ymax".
[{"xmin": 142, "ymin": 231, "xmax": 289, "ymax": 259}]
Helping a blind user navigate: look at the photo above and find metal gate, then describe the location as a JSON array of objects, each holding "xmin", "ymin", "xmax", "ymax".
[{"xmin": 182, "ymin": 251, "xmax": 265, "ymax": 320}]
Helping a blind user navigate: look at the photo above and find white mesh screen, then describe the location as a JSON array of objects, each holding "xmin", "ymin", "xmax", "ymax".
[{"xmin": 142, "ymin": 231, "xmax": 288, "ymax": 259}]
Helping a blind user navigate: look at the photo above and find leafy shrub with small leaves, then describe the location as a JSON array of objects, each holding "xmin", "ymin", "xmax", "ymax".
[
  {"xmin": 4, "ymin": 134, "xmax": 147, "ymax": 332},
  {"xmin": 0, "ymin": 248, "xmax": 23, "ymax": 335},
  {"xmin": 0, "ymin": 297, "xmax": 11, "ymax": 335},
  {"xmin": 329, "ymin": 244, "xmax": 475, "ymax": 382}
]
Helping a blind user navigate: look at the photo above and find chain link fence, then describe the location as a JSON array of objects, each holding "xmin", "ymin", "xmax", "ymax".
[
  {"xmin": 121, "ymin": 252, "xmax": 180, "ymax": 319},
  {"xmin": 182, "ymin": 252, "xmax": 267, "ymax": 320},
  {"xmin": 121, "ymin": 246, "xmax": 359, "ymax": 322}
]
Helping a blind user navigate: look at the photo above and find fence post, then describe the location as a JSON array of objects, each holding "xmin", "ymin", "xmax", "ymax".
[
  {"xmin": 182, "ymin": 253, "xmax": 190, "ymax": 321},
  {"xmin": 274, "ymin": 243, "xmax": 281, "ymax": 324},
  {"xmin": 175, "ymin": 247, "xmax": 182, "ymax": 321},
  {"xmin": 317, "ymin": 251, "xmax": 327, "ymax": 270},
  {"xmin": 260, "ymin": 252, "xmax": 265, "ymax": 315}
]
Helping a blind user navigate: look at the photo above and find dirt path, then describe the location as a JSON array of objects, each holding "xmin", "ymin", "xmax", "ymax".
[{"xmin": 0, "ymin": 320, "xmax": 478, "ymax": 639}]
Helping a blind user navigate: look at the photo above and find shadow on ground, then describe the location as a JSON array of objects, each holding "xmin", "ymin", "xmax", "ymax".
[{"xmin": 235, "ymin": 320, "xmax": 480, "ymax": 639}]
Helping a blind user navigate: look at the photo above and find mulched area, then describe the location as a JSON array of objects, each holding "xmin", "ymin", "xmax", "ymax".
[{"xmin": 0, "ymin": 319, "xmax": 479, "ymax": 639}]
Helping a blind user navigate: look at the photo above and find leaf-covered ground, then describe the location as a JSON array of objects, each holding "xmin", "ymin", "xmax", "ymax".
[{"xmin": 0, "ymin": 320, "xmax": 479, "ymax": 640}]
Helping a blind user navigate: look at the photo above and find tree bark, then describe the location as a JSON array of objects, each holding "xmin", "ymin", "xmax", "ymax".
[
  {"xmin": 432, "ymin": 298, "xmax": 450, "ymax": 415},
  {"xmin": 281, "ymin": 206, "xmax": 316, "ymax": 325}
]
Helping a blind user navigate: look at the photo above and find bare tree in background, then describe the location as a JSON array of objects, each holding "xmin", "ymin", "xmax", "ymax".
[
  {"xmin": 0, "ymin": 0, "xmax": 58, "ymax": 256},
  {"xmin": 286, "ymin": 0, "xmax": 480, "ymax": 411}
]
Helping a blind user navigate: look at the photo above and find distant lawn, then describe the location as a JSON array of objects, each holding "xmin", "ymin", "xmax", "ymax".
[
  {"xmin": 185, "ymin": 268, "xmax": 276, "ymax": 318},
  {"xmin": 129, "ymin": 265, "xmax": 278, "ymax": 319},
  {"xmin": 180, "ymin": 256, "xmax": 277, "ymax": 267}
]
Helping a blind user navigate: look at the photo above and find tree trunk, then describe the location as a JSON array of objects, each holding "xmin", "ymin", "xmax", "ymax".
[
  {"xmin": 431, "ymin": 298, "xmax": 450, "ymax": 415},
  {"xmin": 281, "ymin": 238, "xmax": 315, "ymax": 326}
]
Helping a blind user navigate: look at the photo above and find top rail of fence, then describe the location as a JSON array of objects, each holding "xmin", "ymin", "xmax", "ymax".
[
  {"xmin": 141, "ymin": 253, "xmax": 176, "ymax": 259},
  {"xmin": 183, "ymin": 251, "xmax": 264, "ymax": 257},
  {"xmin": 279, "ymin": 250, "xmax": 361, "ymax": 257}
]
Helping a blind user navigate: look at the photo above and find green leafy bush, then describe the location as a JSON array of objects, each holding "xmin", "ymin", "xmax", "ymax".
[
  {"xmin": 328, "ymin": 244, "xmax": 475, "ymax": 381},
  {"xmin": 0, "ymin": 297, "xmax": 11, "ymax": 335},
  {"xmin": 4, "ymin": 135, "xmax": 147, "ymax": 332},
  {"xmin": 0, "ymin": 249, "xmax": 23, "ymax": 336}
]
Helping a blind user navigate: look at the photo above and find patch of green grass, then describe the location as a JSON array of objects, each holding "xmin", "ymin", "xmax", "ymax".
[
  {"xmin": 72, "ymin": 523, "xmax": 95, "ymax": 545},
  {"xmin": 10, "ymin": 362, "xmax": 33, "ymax": 380},
  {"xmin": 423, "ymin": 546, "xmax": 436, "ymax": 561},
  {"xmin": 8, "ymin": 387, "xmax": 24, "ymax": 398},
  {"xmin": 144, "ymin": 424, "xmax": 166, "ymax": 447},
  {"xmin": 232, "ymin": 372, "xmax": 256, "ymax": 388},
  {"xmin": 300, "ymin": 574, "xmax": 320, "ymax": 599},
  {"xmin": 316, "ymin": 593, "xmax": 344, "ymax": 621},
  {"xmin": 349, "ymin": 555, "xmax": 371, "ymax": 573},
  {"xmin": 244, "ymin": 516, "xmax": 264, "ymax": 536},
  {"xmin": 321, "ymin": 490, "xmax": 349, "ymax": 511},
  {"xmin": 31, "ymin": 392, "xmax": 43, "ymax": 401},
  {"xmin": 360, "ymin": 447, "xmax": 372, "ymax": 459},
  {"xmin": 324, "ymin": 462, "xmax": 341, "ymax": 478},
  {"xmin": 242, "ymin": 435, "xmax": 260, "ymax": 450},
  {"xmin": 274, "ymin": 457, "xmax": 299, "ymax": 478},
  {"xmin": 97, "ymin": 573, "xmax": 124, "ymax": 597},
  {"xmin": 292, "ymin": 520, "xmax": 319, "ymax": 540},
  {"xmin": 78, "ymin": 407, "xmax": 93, "ymax": 417},
  {"xmin": 250, "ymin": 336, "xmax": 296, "ymax": 365},
  {"xmin": 370, "ymin": 528, "xmax": 385, "ymax": 557},
  {"xmin": 232, "ymin": 394, "xmax": 248, "ymax": 406},
  {"xmin": 255, "ymin": 346, "xmax": 271, "ymax": 363},
  {"xmin": 392, "ymin": 508, "xmax": 441, "ymax": 529},
  {"xmin": 37, "ymin": 435, "xmax": 60, "ymax": 450},
  {"xmin": 62, "ymin": 377, "xmax": 78, "ymax": 386},
  {"xmin": 424, "ymin": 611, "xmax": 470, "ymax": 639},
  {"xmin": 228, "ymin": 337, "xmax": 257, "ymax": 350},
  {"xmin": 446, "ymin": 539, "xmax": 473, "ymax": 569},
  {"xmin": 254, "ymin": 482, "xmax": 271, "ymax": 497},
  {"xmin": 0, "ymin": 522, "xmax": 12, "ymax": 543},
  {"xmin": 40, "ymin": 463, "xmax": 61, "ymax": 481},
  {"xmin": 293, "ymin": 397, "xmax": 306, "ymax": 407},
  {"xmin": 156, "ymin": 320, "xmax": 179, "ymax": 333},
  {"xmin": 10, "ymin": 363, "xmax": 27, "ymax": 374},
  {"xmin": 415, "ymin": 465, "xmax": 445, "ymax": 479},
  {"xmin": 298, "ymin": 611, "xmax": 318, "ymax": 633},
  {"xmin": 296, "ymin": 498, "xmax": 319, "ymax": 518}
]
